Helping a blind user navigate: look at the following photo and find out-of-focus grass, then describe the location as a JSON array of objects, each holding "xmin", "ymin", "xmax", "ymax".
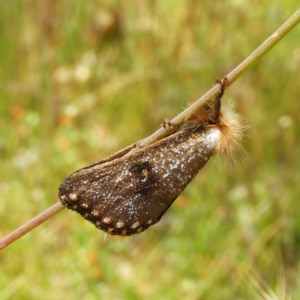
[{"xmin": 1, "ymin": 1, "xmax": 300, "ymax": 299}]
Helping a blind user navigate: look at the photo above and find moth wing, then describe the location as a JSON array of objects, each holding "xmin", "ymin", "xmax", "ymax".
[
  {"xmin": 59, "ymin": 150, "xmax": 175, "ymax": 235},
  {"xmin": 59, "ymin": 127, "xmax": 215, "ymax": 235}
]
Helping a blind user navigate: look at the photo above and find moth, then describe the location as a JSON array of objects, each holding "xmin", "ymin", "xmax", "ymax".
[{"xmin": 58, "ymin": 79, "xmax": 242, "ymax": 236}]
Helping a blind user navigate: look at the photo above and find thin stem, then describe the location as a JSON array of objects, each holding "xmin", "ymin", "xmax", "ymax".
[
  {"xmin": 0, "ymin": 9, "xmax": 299, "ymax": 250},
  {"xmin": 140, "ymin": 9, "xmax": 300, "ymax": 147},
  {"xmin": 0, "ymin": 202, "xmax": 64, "ymax": 250}
]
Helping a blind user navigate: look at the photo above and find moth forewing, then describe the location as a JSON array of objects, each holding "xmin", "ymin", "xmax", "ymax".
[
  {"xmin": 59, "ymin": 79, "xmax": 243, "ymax": 236},
  {"xmin": 59, "ymin": 125, "xmax": 222, "ymax": 235}
]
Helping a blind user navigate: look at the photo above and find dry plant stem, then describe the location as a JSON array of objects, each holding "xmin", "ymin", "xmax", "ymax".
[
  {"xmin": 0, "ymin": 202, "xmax": 64, "ymax": 249},
  {"xmin": 0, "ymin": 9, "xmax": 299, "ymax": 250},
  {"xmin": 140, "ymin": 9, "xmax": 300, "ymax": 147}
]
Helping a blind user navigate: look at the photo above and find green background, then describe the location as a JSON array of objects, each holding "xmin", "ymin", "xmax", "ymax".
[{"xmin": 1, "ymin": 1, "xmax": 300, "ymax": 299}]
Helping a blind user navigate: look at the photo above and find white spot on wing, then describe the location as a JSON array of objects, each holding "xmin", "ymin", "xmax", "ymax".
[
  {"xmin": 69, "ymin": 193, "xmax": 78, "ymax": 201},
  {"xmin": 91, "ymin": 209, "xmax": 100, "ymax": 216},
  {"xmin": 116, "ymin": 221, "xmax": 124, "ymax": 228},
  {"xmin": 103, "ymin": 217, "xmax": 111, "ymax": 224},
  {"xmin": 131, "ymin": 222, "xmax": 140, "ymax": 229},
  {"xmin": 81, "ymin": 202, "xmax": 89, "ymax": 208}
]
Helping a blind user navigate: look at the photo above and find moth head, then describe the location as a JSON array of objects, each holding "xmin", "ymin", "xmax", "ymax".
[
  {"xmin": 185, "ymin": 97, "xmax": 221, "ymax": 126},
  {"xmin": 185, "ymin": 91, "xmax": 244, "ymax": 158}
]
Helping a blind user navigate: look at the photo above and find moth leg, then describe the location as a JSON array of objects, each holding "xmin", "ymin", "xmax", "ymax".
[
  {"xmin": 215, "ymin": 77, "xmax": 228, "ymax": 96},
  {"xmin": 211, "ymin": 77, "xmax": 228, "ymax": 122},
  {"xmin": 133, "ymin": 141, "xmax": 144, "ymax": 149},
  {"xmin": 215, "ymin": 77, "xmax": 228, "ymax": 106},
  {"xmin": 162, "ymin": 119, "xmax": 180, "ymax": 131}
]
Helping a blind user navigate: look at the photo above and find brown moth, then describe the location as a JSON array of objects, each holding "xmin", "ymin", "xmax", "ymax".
[{"xmin": 58, "ymin": 79, "xmax": 242, "ymax": 236}]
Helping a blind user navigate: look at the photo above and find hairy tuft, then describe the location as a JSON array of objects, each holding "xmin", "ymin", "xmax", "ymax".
[{"xmin": 215, "ymin": 101, "xmax": 245, "ymax": 159}]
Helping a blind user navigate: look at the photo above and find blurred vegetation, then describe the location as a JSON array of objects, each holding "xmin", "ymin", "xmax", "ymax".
[{"xmin": 0, "ymin": 1, "xmax": 300, "ymax": 299}]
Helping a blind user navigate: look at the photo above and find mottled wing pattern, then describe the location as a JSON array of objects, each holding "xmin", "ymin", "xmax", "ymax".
[{"xmin": 59, "ymin": 126, "xmax": 218, "ymax": 235}]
